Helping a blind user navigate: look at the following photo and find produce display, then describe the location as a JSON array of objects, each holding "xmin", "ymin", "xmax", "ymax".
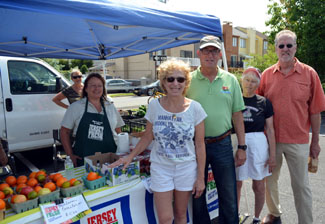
[
  {"xmin": 0, "ymin": 169, "xmax": 84, "ymax": 218},
  {"xmin": 0, "ymin": 150, "xmax": 151, "ymax": 221}
]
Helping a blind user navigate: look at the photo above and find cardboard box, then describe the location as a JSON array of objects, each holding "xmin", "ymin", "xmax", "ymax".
[{"xmin": 84, "ymin": 152, "xmax": 140, "ymax": 187}]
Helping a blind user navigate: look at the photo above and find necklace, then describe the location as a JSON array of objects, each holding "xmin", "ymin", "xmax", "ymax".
[{"xmin": 172, "ymin": 114, "xmax": 177, "ymax": 120}]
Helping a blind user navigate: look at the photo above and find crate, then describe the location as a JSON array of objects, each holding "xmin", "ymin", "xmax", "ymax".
[
  {"xmin": 82, "ymin": 176, "xmax": 106, "ymax": 190},
  {"xmin": 121, "ymin": 117, "xmax": 147, "ymax": 133},
  {"xmin": 9, "ymin": 197, "xmax": 38, "ymax": 214},
  {"xmin": 39, "ymin": 189, "xmax": 61, "ymax": 204},
  {"xmin": 60, "ymin": 182, "xmax": 84, "ymax": 197}
]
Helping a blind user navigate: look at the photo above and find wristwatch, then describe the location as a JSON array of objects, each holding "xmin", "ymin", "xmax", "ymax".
[{"xmin": 238, "ymin": 145, "xmax": 247, "ymax": 151}]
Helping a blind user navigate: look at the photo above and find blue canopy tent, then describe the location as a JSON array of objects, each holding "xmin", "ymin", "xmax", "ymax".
[{"xmin": 0, "ymin": 0, "xmax": 226, "ymax": 67}]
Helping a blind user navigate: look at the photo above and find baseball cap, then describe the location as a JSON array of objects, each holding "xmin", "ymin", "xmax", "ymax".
[
  {"xmin": 200, "ymin": 35, "xmax": 222, "ymax": 50},
  {"xmin": 243, "ymin": 67, "xmax": 261, "ymax": 79}
]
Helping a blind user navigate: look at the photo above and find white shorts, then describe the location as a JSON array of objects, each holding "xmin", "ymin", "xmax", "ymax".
[
  {"xmin": 150, "ymin": 161, "xmax": 197, "ymax": 192},
  {"xmin": 236, "ymin": 132, "xmax": 271, "ymax": 181}
]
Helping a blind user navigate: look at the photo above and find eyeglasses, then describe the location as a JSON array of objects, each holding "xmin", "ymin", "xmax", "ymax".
[
  {"xmin": 200, "ymin": 48, "xmax": 220, "ymax": 55},
  {"xmin": 278, "ymin": 44, "xmax": 294, "ymax": 49},
  {"xmin": 165, "ymin": 77, "xmax": 186, "ymax": 83},
  {"xmin": 72, "ymin": 75, "xmax": 82, "ymax": 79}
]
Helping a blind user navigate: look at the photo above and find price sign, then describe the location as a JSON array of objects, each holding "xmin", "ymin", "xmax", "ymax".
[{"xmin": 40, "ymin": 195, "xmax": 91, "ymax": 224}]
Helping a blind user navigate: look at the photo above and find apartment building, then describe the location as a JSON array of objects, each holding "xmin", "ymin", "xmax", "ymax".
[{"xmin": 90, "ymin": 22, "xmax": 267, "ymax": 80}]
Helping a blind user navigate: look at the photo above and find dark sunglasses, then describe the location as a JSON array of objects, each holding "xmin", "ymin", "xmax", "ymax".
[
  {"xmin": 166, "ymin": 76, "xmax": 186, "ymax": 83},
  {"xmin": 72, "ymin": 75, "xmax": 82, "ymax": 79},
  {"xmin": 278, "ymin": 44, "xmax": 294, "ymax": 49}
]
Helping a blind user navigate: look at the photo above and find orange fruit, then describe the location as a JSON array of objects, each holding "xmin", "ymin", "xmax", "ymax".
[
  {"xmin": 0, "ymin": 199, "xmax": 5, "ymax": 209},
  {"xmin": 69, "ymin": 178, "xmax": 77, "ymax": 186},
  {"xmin": 0, "ymin": 183, "xmax": 9, "ymax": 191},
  {"xmin": 16, "ymin": 184, "xmax": 27, "ymax": 193},
  {"xmin": 56, "ymin": 177, "xmax": 68, "ymax": 188},
  {"xmin": 87, "ymin": 172, "xmax": 98, "ymax": 181},
  {"xmin": 44, "ymin": 182, "xmax": 56, "ymax": 192},
  {"xmin": 5, "ymin": 176, "xmax": 17, "ymax": 187},
  {"xmin": 36, "ymin": 170, "xmax": 46, "ymax": 178},
  {"xmin": 16, "ymin": 176, "xmax": 28, "ymax": 185},
  {"xmin": 27, "ymin": 178, "xmax": 38, "ymax": 187},
  {"xmin": 29, "ymin": 171, "xmax": 37, "ymax": 179},
  {"xmin": 97, "ymin": 176, "xmax": 102, "ymax": 179},
  {"xmin": 49, "ymin": 173, "xmax": 56, "ymax": 181},
  {"xmin": 0, "ymin": 191, "xmax": 5, "ymax": 200},
  {"xmin": 53, "ymin": 173, "xmax": 63, "ymax": 182},
  {"xmin": 10, "ymin": 195, "xmax": 18, "ymax": 204},
  {"xmin": 34, "ymin": 186, "xmax": 42, "ymax": 193}
]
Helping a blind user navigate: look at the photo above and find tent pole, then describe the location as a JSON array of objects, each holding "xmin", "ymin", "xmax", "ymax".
[{"xmin": 221, "ymin": 42, "xmax": 228, "ymax": 72}]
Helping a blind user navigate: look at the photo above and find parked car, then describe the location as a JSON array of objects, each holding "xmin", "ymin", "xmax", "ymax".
[
  {"xmin": 106, "ymin": 79, "xmax": 134, "ymax": 93},
  {"xmin": 133, "ymin": 80, "xmax": 162, "ymax": 96}
]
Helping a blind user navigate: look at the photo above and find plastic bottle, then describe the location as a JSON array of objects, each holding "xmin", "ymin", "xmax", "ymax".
[
  {"xmin": 308, "ymin": 157, "xmax": 318, "ymax": 173},
  {"xmin": 65, "ymin": 156, "xmax": 74, "ymax": 179},
  {"xmin": 96, "ymin": 160, "xmax": 101, "ymax": 176}
]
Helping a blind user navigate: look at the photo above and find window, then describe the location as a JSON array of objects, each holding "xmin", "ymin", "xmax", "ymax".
[
  {"xmin": 263, "ymin": 41, "xmax": 268, "ymax": 50},
  {"xmin": 232, "ymin": 37, "xmax": 237, "ymax": 47},
  {"xmin": 8, "ymin": 61, "xmax": 58, "ymax": 94},
  {"xmin": 230, "ymin": 55, "xmax": 237, "ymax": 67},
  {"xmin": 240, "ymin": 38, "xmax": 246, "ymax": 48},
  {"xmin": 180, "ymin": 50, "xmax": 192, "ymax": 58}
]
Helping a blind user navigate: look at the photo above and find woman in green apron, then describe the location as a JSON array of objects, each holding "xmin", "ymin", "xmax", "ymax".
[{"xmin": 60, "ymin": 73, "xmax": 125, "ymax": 167}]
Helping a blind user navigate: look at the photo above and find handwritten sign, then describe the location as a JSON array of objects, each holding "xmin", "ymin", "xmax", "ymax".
[{"xmin": 40, "ymin": 195, "xmax": 90, "ymax": 224}]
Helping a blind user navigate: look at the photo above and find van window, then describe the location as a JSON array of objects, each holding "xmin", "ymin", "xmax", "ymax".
[{"xmin": 8, "ymin": 61, "xmax": 58, "ymax": 94}]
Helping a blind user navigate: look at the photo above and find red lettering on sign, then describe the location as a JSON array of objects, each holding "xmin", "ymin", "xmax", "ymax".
[
  {"xmin": 87, "ymin": 208, "xmax": 118, "ymax": 224},
  {"xmin": 102, "ymin": 212, "xmax": 107, "ymax": 222},
  {"xmin": 96, "ymin": 214, "xmax": 102, "ymax": 224},
  {"xmin": 208, "ymin": 172, "xmax": 214, "ymax": 182},
  {"xmin": 90, "ymin": 216, "xmax": 96, "ymax": 224}
]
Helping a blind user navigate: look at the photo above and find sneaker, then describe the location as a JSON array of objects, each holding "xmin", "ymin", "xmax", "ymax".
[
  {"xmin": 252, "ymin": 219, "xmax": 261, "ymax": 224},
  {"xmin": 239, "ymin": 214, "xmax": 244, "ymax": 223},
  {"xmin": 239, "ymin": 213, "xmax": 249, "ymax": 224}
]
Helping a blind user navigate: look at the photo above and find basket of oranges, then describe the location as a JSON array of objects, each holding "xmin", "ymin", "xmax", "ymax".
[
  {"xmin": 9, "ymin": 195, "xmax": 39, "ymax": 214},
  {"xmin": 2, "ymin": 174, "xmax": 40, "ymax": 213},
  {"xmin": 0, "ymin": 199, "xmax": 6, "ymax": 221},
  {"xmin": 82, "ymin": 172, "xmax": 106, "ymax": 190},
  {"xmin": 60, "ymin": 178, "xmax": 84, "ymax": 197}
]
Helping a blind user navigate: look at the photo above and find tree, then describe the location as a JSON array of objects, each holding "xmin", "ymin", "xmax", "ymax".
[
  {"xmin": 71, "ymin": 59, "xmax": 93, "ymax": 70},
  {"xmin": 80, "ymin": 64, "xmax": 88, "ymax": 74},
  {"xmin": 245, "ymin": 44, "xmax": 278, "ymax": 73},
  {"xmin": 265, "ymin": 0, "xmax": 325, "ymax": 81}
]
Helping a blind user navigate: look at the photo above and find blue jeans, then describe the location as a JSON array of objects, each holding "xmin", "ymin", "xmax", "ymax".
[{"xmin": 192, "ymin": 135, "xmax": 238, "ymax": 224}]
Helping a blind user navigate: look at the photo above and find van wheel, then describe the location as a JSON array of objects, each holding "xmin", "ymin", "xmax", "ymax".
[{"xmin": 147, "ymin": 88, "xmax": 154, "ymax": 96}]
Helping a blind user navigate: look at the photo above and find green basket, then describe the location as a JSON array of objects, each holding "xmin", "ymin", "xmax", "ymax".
[
  {"xmin": 60, "ymin": 181, "xmax": 84, "ymax": 197},
  {"xmin": 9, "ymin": 197, "xmax": 38, "ymax": 214},
  {"xmin": 82, "ymin": 176, "xmax": 106, "ymax": 190},
  {"xmin": 38, "ymin": 189, "xmax": 61, "ymax": 204}
]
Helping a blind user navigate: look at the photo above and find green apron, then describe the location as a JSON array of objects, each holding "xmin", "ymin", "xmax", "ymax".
[{"xmin": 73, "ymin": 98, "xmax": 117, "ymax": 166}]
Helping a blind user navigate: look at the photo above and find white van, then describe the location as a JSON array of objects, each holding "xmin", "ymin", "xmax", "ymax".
[{"xmin": 0, "ymin": 56, "xmax": 71, "ymax": 153}]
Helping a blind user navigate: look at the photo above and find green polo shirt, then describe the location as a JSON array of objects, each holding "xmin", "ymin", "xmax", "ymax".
[{"xmin": 187, "ymin": 66, "xmax": 245, "ymax": 137}]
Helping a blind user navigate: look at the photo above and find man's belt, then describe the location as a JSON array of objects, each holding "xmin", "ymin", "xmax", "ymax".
[{"xmin": 204, "ymin": 130, "xmax": 232, "ymax": 144}]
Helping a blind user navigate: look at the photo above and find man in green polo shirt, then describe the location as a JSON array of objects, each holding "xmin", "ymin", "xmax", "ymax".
[{"xmin": 187, "ymin": 35, "xmax": 246, "ymax": 224}]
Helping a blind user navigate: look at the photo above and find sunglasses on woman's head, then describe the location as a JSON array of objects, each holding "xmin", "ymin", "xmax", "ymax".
[
  {"xmin": 165, "ymin": 77, "xmax": 186, "ymax": 83},
  {"xmin": 72, "ymin": 75, "xmax": 82, "ymax": 79},
  {"xmin": 278, "ymin": 44, "xmax": 293, "ymax": 49}
]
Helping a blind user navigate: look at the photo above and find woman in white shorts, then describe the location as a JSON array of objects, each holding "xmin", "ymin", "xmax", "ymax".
[
  {"xmin": 110, "ymin": 59, "xmax": 207, "ymax": 224},
  {"xmin": 236, "ymin": 67, "xmax": 276, "ymax": 224}
]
